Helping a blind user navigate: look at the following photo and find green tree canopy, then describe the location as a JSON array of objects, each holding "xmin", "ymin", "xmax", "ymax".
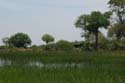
[
  {"xmin": 75, "ymin": 11, "xmax": 110, "ymax": 50},
  {"xmin": 108, "ymin": 0, "xmax": 125, "ymax": 23},
  {"xmin": 42, "ymin": 34, "xmax": 54, "ymax": 44},
  {"xmin": 9, "ymin": 33, "xmax": 31, "ymax": 48},
  {"xmin": 108, "ymin": 23, "xmax": 125, "ymax": 41}
]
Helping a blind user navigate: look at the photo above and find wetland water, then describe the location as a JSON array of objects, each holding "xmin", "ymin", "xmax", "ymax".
[
  {"xmin": 27, "ymin": 61, "xmax": 87, "ymax": 68},
  {"xmin": 0, "ymin": 59, "xmax": 89, "ymax": 68},
  {"xmin": 0, "ymin": 59, "xmax": 119, "ymax": 69},
  {"xmin": 0, "ymin": 59, "xmax": 12, "ymax": 67}
]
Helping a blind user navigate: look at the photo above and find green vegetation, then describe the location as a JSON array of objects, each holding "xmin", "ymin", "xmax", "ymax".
[
  {"xmin": 0, "ymin": 0, "xmax": 125, "ymax": 82},
  {"xmin": 1, "ymin": 0, "xmax": 125, "ymax": 51},
  {"xmin": 0, "ymin": 51, "xmax": 125, "ymax": 83},
  {"xmin": 55, "ymin": 40, "xmax": 74, "ymax": 51},
  {"xmin": 75, "ymin": 11, "xmax": 111, "ymax": 50},
  {"xmin": 42, "ymin": 34, "xmax": 55, "ymax": 44},
  {"xmin": 0, "ymin": 66, "xmax": 125, "ymax": 83},
  {"xmin": 0, "ymin": 50, "xmax": 125, "ymax": 64},
  {"xmin": 108, "ymin": 0, "xmax": 125, "ymax": 23},
  {"xmin": 8, "ymin": 33, "xmax": 31, "ymax": 48}
]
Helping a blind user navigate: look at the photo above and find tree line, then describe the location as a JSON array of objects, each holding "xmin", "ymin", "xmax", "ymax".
[
  {"xmin": 0, "ymin": 0, "xmax": 125, "ymax": 51},
  {"xmin": 1, "ymin": 33, "xmax": 74, "ymax": 51}
]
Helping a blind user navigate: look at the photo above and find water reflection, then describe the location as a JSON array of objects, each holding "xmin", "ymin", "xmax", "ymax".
[
  {"xmin": 0, "ymin": 59, "xmax": 87, "ymax": 68},
  {"xmin": 0, "ymin": 59, "xmax": 12, "ymax": 67},
  {"xmin": 27, "ymin": 61, "xmax": 87, "ymax": 68},
  {"xmin": 0, "ymin": 59, "xmax": 119, "ymax": 69}
]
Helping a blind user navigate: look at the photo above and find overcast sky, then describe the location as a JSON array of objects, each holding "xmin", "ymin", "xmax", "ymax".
[{"xmin": 0, "ymin": 0, "xmax": 109, "ymax": 45}]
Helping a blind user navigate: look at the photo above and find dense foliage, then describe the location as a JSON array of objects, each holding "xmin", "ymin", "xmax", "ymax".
[
  {"xmin": 42, "ymin": 34, "xmax": 54, "ymax": 44},
  {"xmin": 9, "ymin": 33, "xmax": 31, "ymax": 48},
  {"xmin": 75, "ymin": 11, "xmax": 110, "ymax": 50},
  {"xmin": 108, "ymin": 0, "xmax": 125, "ymax": 23},
  {"xmin": 55, "ymin": 40, "xmax": 74, "ymax": 51},
  {"xmin": 108, "ymin": 23, "xmax": 125, "ymax": 40}
]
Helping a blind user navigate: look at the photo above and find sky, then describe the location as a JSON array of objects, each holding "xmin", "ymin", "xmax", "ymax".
[{"xmin": 0, "ymin": 0, "xmax": 109, "ymax": 45}]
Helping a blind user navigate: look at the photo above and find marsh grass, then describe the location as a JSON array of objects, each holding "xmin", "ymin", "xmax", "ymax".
[{"xmin": 0, "ymin": 51, "xmax": 125, "ymax": 83}]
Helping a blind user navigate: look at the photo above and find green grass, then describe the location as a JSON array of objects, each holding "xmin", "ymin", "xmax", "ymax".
[
  {"xmin": 0, "ymin": 51, "xmax": 125, "ymax": 83},
  {"xmin": 0, "ymin": 66, "xmax": 125, "ymax": 83}
]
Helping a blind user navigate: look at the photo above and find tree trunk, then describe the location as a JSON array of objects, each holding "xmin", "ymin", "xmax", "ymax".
[
  {"xmin": 95, "ymin": 32, "xmax": 98, "ymax": 50},
  {"xmin": 46, "ymin": 41, "xmax": 49, "ymax": 45}
]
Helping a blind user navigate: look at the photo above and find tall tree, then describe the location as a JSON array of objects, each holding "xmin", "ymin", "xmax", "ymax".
[
  {"xmin": 108, "ymin": 0, "xmax": 125, "ymax": 23},
  {"xmin": 75, "ymin": 11, "xmax": 110, "ymax": 50}
]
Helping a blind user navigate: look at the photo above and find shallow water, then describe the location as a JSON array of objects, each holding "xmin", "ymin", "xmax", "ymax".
[
  {"xmin": 0, "ymin": 59, "xmax": 119, "ymax": 69},
  {"xmin": 27, "ymin": 61, "xmax": 87, "ymax": 68},
  {"xmin": 0, "ymin": 59, "xmax": 12, "ymax": 67},
  {"xmin": 0, "ymin": 59, "xmax": 88, "ymax": 68}
]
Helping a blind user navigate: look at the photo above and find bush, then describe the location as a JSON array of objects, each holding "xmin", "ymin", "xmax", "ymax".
[
  {"xmin": 0, "ymin": 45, "xmax": 8, "ymax": 49},
  {"xmin": 30, "ymin": 45, "xmax": 38, "ymax": 48},
  {"xmin": 83, "ymin": 42, "xmax": 95, "ymax": 51},
  {"xmin": 9, "ymin": 33, "xmax": 31, "ymax": 48},
  {"xmin": 107, "ymin": 40, "xmax": 125, "ymax": 50},
  {"xmin": 73, "ymin": 41, "xmax": 95, "ymax": 51},
  {"xmin": 55, "ymin": 40, "xmax": 74, "ymax": 51},
  {"xmin": 42, "ymin": 44, "xmax": 56, "ymax": 51}
]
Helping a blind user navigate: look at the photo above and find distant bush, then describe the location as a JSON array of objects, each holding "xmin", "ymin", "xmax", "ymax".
[
  {"xmin": 42, "ymin": 44, "xmax": 56, "ymax": 51},
  {"xmin": 0, "ymin": 45, "xmax": 8, "ymax": 49},
  {"xmin": 30, "ymin": 45, "xmax": 37, "ymax": 48},
  {"xmin": 83, "ymin": 42, "xmax": 95, "ymax": 51},
  {"xmin": 108, "ymin": 40, "xmax": 125, "ymax": 50},
  {"xmin": 72, "ymin": 41, "xmax": 94, "ymax": 51},
  {"xmin": 55, "ymin": 40, "xmax": 74, "ymax": 51},
  {"xmin": 41, "ymin": 34, "xmax": 54, "ymax": 44},
  {"xmin": 9, "ymin": 33, "xmax": 31, "ymax": 48}
]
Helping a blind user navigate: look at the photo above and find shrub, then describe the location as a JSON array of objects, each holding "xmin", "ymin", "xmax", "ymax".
[
  {"xmin": 55, "ymin": 40, "xmax": 74, "ymax": 51},
  {"xmin": 42, "ymin": 44, "xmax": 56, "ymax": 51},
  {"xmin": 9, "ymin": 33, "xmax": 31, "ymax": 48},
  {"xmin": 107, "ymin": 40, "xmax": 125, "ymax": 50}
]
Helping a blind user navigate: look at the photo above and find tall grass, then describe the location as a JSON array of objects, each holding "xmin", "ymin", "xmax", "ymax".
[{"xmin": 0, "ymin": 51, "xmax": 125, "ymax": 83}]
